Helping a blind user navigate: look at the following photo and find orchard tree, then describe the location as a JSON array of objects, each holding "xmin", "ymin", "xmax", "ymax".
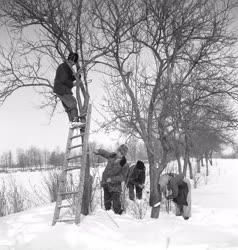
[
  {"xmin": 92, "ymin": 0, "xmax": 238, "ymax": 218},
  {"xmin": 0, "ymin": 0, "xmax": 110, "ymax": 215}
]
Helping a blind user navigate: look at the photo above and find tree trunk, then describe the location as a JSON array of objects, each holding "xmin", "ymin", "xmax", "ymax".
[
  {"xmin": 209, "ymin": 151, "xmax": 213, "ymax": 166},
  {"xmin": 175, "ymin": 152, "xmax": 182, "ymax": 174},
  {"xmin": 201, "ymin": 157, "xmax": 204, "ymax": 167},
  {"xmin": 81, "ymin": 153, "xmax": 93, "ymax": 215},
  {"xmin": 196, "ymin": 157, "xmax": 201, "ymax": 173},
  {"xmin": 205, "ymin": 152, "xmax": 209, "ymax": 177},
  {"xmin": 183, "ymin": 156, "xmax": 188, "ymax": 176},
  {"xmin": 148, "ymin": 150, "xmax": 161, "ymax": 219},
  {"xmin": 206, "ymin": 161, "xmax": 209, "ymax": 177},
  {"xmin": 77, "ymin": 100, "xmax": 93, "ymax": 216},
  {"xmin": 188, "ymin": 157, "xmax": 193, "ymax": 179},
  {"xmin": 182, "ymin": 133, "xmax": 189, "ymax": 177}
]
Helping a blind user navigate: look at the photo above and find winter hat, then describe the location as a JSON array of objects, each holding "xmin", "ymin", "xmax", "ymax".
[
  {"xmin": 117, "ymin": 144, "xmax": 128, "ymax": 156},
  {"xmin": 158, "ymin": 174, "xmax": 170, "ymax": 189},
  {"xmin": 68, "ymin": 52, "xmax": 79, "ymax": 63},
  {"xmin": 136, "ymin": 160, "xmax": 145, "ymax": 170}
]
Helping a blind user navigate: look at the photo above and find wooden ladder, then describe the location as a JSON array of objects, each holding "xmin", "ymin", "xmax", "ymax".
[{"xmin": 52, "ymin": 104, "xmax": 92, "ymax": 225}]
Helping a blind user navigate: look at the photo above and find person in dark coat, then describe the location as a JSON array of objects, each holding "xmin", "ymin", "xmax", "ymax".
[
  {"xmin": 127, "ymin": 160, "xmax": 146, "ymax": 200},
  {"xmin": 94, "ymin": 144, "xmax": 129, "ymax": 214},
  {"xmin": 159, "ymin": 173, "xmax": 191, "ymax": 220},
  {"xmin": 54, "ymin": 52, "xmax": 80, "ymax": 123}
]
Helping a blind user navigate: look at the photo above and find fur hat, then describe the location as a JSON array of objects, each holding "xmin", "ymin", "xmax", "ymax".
[
  {"xmin": 117, "ymin": 144, "xmax": 128, "ymax": 156},
  {"xmin": 68, "ymin": 52, "xmax": 78, "ymax": 63},
  {"xmin": 136, "ymin": 160, "xmax": 145, "ymax": 170}
]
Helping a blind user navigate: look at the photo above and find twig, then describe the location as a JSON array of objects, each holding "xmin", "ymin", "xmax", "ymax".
[{"xmin": 105, "ymin": 210, "xmax": 120, "ymax": 228}]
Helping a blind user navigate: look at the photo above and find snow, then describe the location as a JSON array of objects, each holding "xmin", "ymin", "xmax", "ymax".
[
  {"xmin": 1, "ymin": 159, "xmax": 238, "ymax": 250},
  {"xmin": 0, "ymin": 170, "xmax": 58, "ymax": 206}
]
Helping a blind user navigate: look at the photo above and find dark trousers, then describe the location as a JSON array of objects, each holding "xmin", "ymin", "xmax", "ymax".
[
  {"xmin": 58, "ymin": 94, "xmax": 79, "ymax": 122},
  {"xmin": 128, "ymin": 183, "xmax": 142, "ymax": 200},
  {"xmin": 103, "ymin": 186, "xmax": 122, "ymax": 214}
]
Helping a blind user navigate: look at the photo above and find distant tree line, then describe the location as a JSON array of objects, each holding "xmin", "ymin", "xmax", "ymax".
[
  {"xmin": 0, "ymin": 141, "xmax": 149, "ymax": 172},
  {"xmin": 0, "ymin": 146, "xmax": 64, "ymax": 172}
]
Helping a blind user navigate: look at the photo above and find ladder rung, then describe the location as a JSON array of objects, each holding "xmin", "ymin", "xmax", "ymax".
[
  {"xmin": 70, "ymin": 123, "xmax": 86, "ymax": 130},
  {"xmin": 70, "ymin": 133, "xmax": 85, "ymax": 140},
  {"xmin": 57, "ymin": 218, "xmax": 75, "ymax": 223},
  {"xmin": 64, "ymin": 166, "xmax": 81, "ymax": 171},
  {"xmin": 67, "ymin": 155, "xmax": 82, "ymax": 161},
  {"xmin": 68, "ymin": 144, "xmax": 83, "ymax": 150},
  {"xmin": 60, "ymin": 191, "xmax": 78, "ymax": 196},
  {"xmin": 58, "ymin": 204, "xmax": 71, "ymax": 209}
]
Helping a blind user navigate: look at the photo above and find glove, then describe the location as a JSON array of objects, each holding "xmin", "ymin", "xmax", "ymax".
[
  {"xmin": 76, "ymin": 70, "xmax": 81, "ymax": 79},
  {"xmin": 120, "ymin": 156, "xmax": 127, "ymax": 166}
]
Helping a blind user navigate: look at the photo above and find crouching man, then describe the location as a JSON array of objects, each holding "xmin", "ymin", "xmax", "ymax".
[
  {"xmin": 127, "ymin": 160, "xmax": 146, "ymax": 201},
  {"xmin": 94, "ymin": 144, "xmax": 129, "ymax": 215},
  {"xmin": 159, "ymin": 173, "xmax": 191, "ymax": 220}
]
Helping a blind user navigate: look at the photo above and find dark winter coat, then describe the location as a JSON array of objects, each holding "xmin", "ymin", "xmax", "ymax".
[
  {"xmin": 127, "ymin": 164, "xmax": 145, "ymax": 187},
  {"xmin": 167, "ymin": 173, "xmax": 188, "ymax": 206},
  {"xmin": 98, "ymin": 149, "xmax": 129, "ymax": 193},
  {"xmin": 53, "ymin": 62, "xmax": 75, "ymax": 96}
]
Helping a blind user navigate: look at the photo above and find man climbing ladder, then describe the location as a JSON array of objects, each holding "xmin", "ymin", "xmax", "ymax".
[
  {"xmin": 52, "ymin": 50, "xmax": 93, "ymax": 225},
  {"xmin": 53, "ymin": 52, "xmax": 81, "ymax": 126}
]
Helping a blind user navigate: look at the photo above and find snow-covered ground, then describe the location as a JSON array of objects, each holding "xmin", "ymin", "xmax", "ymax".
[{"xmin": 0, "ymin": 159, "xmax": 238, "ymax": 250}]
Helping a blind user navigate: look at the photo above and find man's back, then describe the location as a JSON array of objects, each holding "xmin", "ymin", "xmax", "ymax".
[{"xmin": 54, "ymin": 62, "xmax": 75, "ymax": 95}]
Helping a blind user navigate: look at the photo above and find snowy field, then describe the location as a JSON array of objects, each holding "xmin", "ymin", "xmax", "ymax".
[{"xmin": 0, "ymin": 159, "xmax": 238, "ymax": 250}]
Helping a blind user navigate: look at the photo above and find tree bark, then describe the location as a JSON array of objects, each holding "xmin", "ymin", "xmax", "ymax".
[
  {"xmin": 81, "ymin": 154, "xmax": 93, "ymax": 215},
  {"xmin": 188, "ymin": 157, "xmax": 193, "ymax": 179},
  {"xmin": 148, "ymin": 150, "xmax": 161, "ymax": 218},
  {"xmin": 196, "ymin": 157, "xmax": 201, "ymax": 173},
  {"xmin": 205, "ymin": 152, "xmax": 209, "ymax": 177},
  {"xmin": 78, "ymin": 104, "xmax": 92, "ymax": 216},
  {"xmin": 183, "ymin": 151, "xmax": 188, "ymax": 177},
  {"xmin": 175, "ymin": 152, "xmax": 182, "ymax": 174}
]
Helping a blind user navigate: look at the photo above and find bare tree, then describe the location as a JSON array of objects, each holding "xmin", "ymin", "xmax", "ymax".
[
  {"xmin": 92, "ymin": 0, "xmax": 238, "ymax": 218},
  {"xmin": 176, "ymin": 85, "xmax": 238, "ymax": 177},
  {"xmin": 48, "ymin": 148, "xmax": 65, "ymax": 168},
  {"xmin": 0, "ymin": 151, "xmax": 13, "ymax": 172},
  {"xmin": 0, "ymin": 0, "xmax": 111, "ymax": 112},
  {"xmin": 0, "ymin": 0, "xmax": 111, "ymax": 214}
]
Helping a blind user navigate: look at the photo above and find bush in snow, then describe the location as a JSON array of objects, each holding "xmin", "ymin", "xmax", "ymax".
[
  {"xmin": 42, "ymin": 169, "xmax": 60, "ymax": 202},
  {"xmin": 7, "ymin": 178, "xmax": 30, "ymax": 214},
  {"xmin": 126, "ymin": 198, "xmax": 148, "ymax": 219},
  {"xmin": 90, "ymin": 167, "xmax": 103, "ymax": 212},
  {"xmin": 0, "ymin": 181, "xmax": 8, "ymax": 216}
]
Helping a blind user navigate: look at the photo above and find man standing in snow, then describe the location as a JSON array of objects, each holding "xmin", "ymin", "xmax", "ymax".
[
  {"xmin": 94, "ymin": 144, "xmax": 129, "ymax": 215},
  {"xmin": 54, "ymin": 52, "xmax": 81, "ymax": 125},
  {"xmin": 126, "ymin": 160, "xmax": 146, "ymax": 201},
  {"xmin": 159, "ymin": 173, "xmax": 191, "ymax": 220}
]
